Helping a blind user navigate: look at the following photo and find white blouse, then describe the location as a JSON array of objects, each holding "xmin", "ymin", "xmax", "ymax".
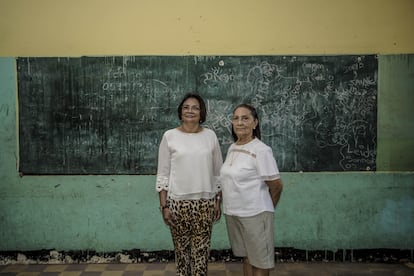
[
  {"xmin": 220, "ymin": 138, "xmax": 280, "ymax": 217},
  {"xmin": 156, "ymin": 128, "xmax": 223, "ymax": 200}
]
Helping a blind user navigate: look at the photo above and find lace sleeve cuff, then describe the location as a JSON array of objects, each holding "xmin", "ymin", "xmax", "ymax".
[
  {"xmin": 156, "ymin": 176, "xmax": 169, "ymax": 192},
  {"xmin": 214, "ymin": 176, "xmax": 222, "ymax": 192}
]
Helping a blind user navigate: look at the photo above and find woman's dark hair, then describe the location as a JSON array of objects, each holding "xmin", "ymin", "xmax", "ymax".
[
  {"xmin": 177, "ymin": 92, "xmax": 207, "ymax": 123},
  {"xmin": 231, "ymin": 103, "xmax": 261, "ymax": 142}
]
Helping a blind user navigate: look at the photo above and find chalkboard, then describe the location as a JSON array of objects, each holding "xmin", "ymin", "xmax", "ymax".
[{"xmin": 17, "ymin": 55, "xmax": 377, "ymax": 174}]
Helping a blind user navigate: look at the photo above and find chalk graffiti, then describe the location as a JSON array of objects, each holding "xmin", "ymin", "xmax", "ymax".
[
  {"xmin": 200, "ymin": 67, "xmax": 242, "ymax": 84},
  {"xmin": 17, "ymin": 56, "xmax": 377, "ymax": 173}
]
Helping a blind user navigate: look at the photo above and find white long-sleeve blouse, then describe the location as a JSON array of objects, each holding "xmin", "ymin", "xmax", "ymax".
[{"xmin": 156, "ymin": 127, "xmax": 223, "ymax": 200}]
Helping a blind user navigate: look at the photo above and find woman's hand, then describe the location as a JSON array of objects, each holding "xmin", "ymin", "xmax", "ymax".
[
  {"xmin": 162, "ymin": 208, "xmax": 175, "ymax": 227},
  {"xmin": 213, "ymin": 200, "xmax": 222, "ymax": 222}
]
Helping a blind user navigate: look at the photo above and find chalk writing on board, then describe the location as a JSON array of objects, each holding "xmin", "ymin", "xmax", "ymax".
[
  {"xmin": 196, "ymin": 55, "xmax": 377, "ymax": 172},
  {"xmin": 17, "ymin": 55, "xmax": 377, "ymax": 174}
]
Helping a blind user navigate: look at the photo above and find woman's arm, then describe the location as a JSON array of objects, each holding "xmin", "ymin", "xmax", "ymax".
[{"xmin": 266, "ymin": 178, "xmax": 283, "ymax": 208}]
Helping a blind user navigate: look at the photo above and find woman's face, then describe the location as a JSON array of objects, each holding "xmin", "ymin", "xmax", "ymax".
[
  {"xmin": 232, "ymin": 107, "xmax": 257, "ymax": 140},
  {"xmin": 181, "ymin": 97, "xmax": 201, "ymax": 124}
]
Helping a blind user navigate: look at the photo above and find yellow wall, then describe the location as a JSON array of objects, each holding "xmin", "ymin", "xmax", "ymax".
[{"xmin": 0, "ymin": 0, "xmax": 413, "ymax": 57}]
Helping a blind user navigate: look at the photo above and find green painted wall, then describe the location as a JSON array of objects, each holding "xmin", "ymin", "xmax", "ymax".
[
  {"xmin": 378, "ymin": 55, "xmax": 414, "ymax": 170},
  {"xmin": 0, "ymin": 56, "xmax": 413, "ymax": 252}
]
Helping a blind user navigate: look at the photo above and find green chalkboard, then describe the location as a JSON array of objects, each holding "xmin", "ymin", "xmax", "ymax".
[{"xmin": 17, "ymin": 55, "xmax": 377, "ymax": 174}]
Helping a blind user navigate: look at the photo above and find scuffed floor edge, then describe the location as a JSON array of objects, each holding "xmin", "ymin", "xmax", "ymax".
[{"xmin": 0, "ymin": 248, "xmax": 412, "ymax": 265}]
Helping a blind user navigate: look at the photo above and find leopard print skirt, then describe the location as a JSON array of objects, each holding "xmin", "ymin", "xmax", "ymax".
[{"xmin": 169, "ymin": 198, "xmax": 215, "ymax": 276}]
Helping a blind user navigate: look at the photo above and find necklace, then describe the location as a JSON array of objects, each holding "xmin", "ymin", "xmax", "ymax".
[{"xmin": 178, "ymin": 125, "xmax": 201, "ymax": 134}]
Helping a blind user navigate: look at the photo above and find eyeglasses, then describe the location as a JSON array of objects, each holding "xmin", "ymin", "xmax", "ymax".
[
  {"xmin": 182, "ymin": 105, "xmax": 201, "ymax": 112},
  {"xmin": 231, "ymin": 116, "xmax": 253, "ymax": 124}
]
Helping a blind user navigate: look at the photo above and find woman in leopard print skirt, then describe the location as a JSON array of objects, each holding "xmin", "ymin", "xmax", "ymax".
[{"xmin": 156, "ymin": 93, "xmax": 223, "ymax": 276}]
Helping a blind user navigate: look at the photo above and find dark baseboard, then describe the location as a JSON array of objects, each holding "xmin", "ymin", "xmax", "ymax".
[{"xmin": 0, "ymin": 248, "xmax": 412, "ymax": 264}]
